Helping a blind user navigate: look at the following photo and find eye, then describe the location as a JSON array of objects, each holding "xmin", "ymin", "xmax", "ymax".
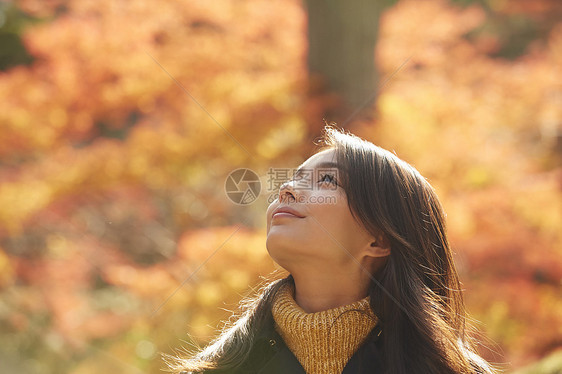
[{"xmin": 318, "ymin": 173, "xmax": 337, "ymax": 186}]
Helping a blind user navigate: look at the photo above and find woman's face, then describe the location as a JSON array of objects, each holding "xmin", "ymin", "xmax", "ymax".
[{"xmin": 266, "ymin": 148, "xmax": 375, "ymax": 272}]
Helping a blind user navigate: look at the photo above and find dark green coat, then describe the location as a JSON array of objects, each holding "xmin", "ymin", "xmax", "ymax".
[{"xmin": 186, "ymin": 318, "xmax": 385, "ymax": 374}]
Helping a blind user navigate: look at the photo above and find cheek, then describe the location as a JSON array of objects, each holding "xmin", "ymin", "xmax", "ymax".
[
  {"xmin": 306, "ymin": 193, "xmax": 352, "ymax": 238},
  {"xmin": 265, "ymin": 205, "xmax": 274, "ymax": 232}
]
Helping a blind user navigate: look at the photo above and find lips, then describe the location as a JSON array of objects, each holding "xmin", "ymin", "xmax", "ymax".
[{"xmin": 272, "ymin": 206, "xmax": 305, "ymax": 218}]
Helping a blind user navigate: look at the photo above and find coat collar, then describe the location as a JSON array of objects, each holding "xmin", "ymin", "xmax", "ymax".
[{"xmin": 244, "ymin": 313, "xmax": 384, "ymax": 374}]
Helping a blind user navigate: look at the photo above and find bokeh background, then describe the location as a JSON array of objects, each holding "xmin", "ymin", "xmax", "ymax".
[{"xmin": 0, "ymin": 0, "xmax": 561, "ymax": 373}]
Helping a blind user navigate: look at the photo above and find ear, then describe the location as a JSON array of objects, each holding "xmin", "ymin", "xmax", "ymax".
[{"xmin": 365, "ymin": 232, "xmax": 391, "ymax": 258}]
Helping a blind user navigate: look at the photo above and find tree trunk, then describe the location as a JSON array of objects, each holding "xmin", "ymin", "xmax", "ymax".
[{"xmin": 305, "ymin": 0, "xmax": 384, "ymax": 126}]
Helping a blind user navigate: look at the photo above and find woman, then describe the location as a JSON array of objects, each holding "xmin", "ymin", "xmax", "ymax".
[{"xmin": 169, "ymin": 126, "xmax": 496, "ymax": 374}]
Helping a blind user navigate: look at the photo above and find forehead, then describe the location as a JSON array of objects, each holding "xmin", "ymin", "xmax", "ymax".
[{"xmin": 298, "ymin": 149, "xmax": 337, "ymax": 169}]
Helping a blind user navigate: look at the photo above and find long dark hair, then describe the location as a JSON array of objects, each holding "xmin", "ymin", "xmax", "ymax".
[{"xmin": 168, "ymin": 125, "xmax": 496, "ymax": 374}]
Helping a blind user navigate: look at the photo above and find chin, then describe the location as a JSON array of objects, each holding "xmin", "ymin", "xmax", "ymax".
[
  {"xmin": 265, "ymin": 234, "xmax": 280, "ymax": 256},
  {"xmin": 265, "ymin": 233, "xmax": 292, "ymax": 263}
]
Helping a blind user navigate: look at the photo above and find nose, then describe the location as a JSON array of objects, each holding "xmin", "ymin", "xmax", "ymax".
[{"xmin": 278, "ymin": 179, "xmax": 297, "ymax": 203}]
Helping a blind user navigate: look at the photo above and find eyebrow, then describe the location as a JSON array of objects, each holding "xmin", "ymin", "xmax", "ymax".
[{"xmin": 293, "ymin": 161, "xmax": 340, "ymax": 178}]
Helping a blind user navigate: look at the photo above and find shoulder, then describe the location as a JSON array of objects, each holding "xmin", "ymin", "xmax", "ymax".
[
  {"xmin": 236, "ymin": 317, "xmax": 305, "ymax": 374},
  {"xmin": 188, "ymin": 316, "xmax": 386, "ymax": 374},
  {"xmin": 193, "ymin": 317, "xmax": 305, "ymax": 374}
]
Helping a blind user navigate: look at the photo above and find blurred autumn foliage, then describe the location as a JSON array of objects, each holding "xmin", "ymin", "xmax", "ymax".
[{"xmin": 0, "ymin": 0, "xmax": 561, "ymax": 373}]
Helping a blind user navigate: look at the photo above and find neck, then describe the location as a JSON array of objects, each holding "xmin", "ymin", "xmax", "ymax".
[
  {"xmin": 272, "ymin": 282, "xmax": 378, "ymax": 374},
  {"xmin": 290, "ymin": 267, "xmax": 372, "ymax": 313}
]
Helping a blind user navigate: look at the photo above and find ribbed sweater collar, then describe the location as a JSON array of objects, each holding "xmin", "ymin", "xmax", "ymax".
[{"xmin": 271, "ymin": 282, "xmax": 378, "ymax": 374}]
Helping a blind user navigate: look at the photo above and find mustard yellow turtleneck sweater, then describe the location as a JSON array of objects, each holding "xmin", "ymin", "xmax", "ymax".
[{"xmin": 271, "ymin": 283, "xmax": 378, "ymax": 374}]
